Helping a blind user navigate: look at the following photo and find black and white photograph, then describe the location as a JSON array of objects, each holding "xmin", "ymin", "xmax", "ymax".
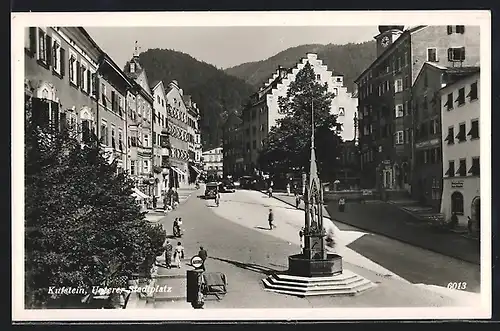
[{"xmin": 11, "ymin": 11, "xmax": 491, "ymax": 321}]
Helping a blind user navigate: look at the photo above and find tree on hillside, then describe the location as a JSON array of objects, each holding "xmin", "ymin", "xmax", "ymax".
[
  {"xmin": 25, "ymin": 99, "xmax": 166, "ymax": 308},
  {"xmin": 258, "ymin": 62, "xmax": 342, "ymax": 182}
]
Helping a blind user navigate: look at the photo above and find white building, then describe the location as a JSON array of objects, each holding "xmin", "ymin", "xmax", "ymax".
[
  {"xmin": 440, "ymin": 69, "xmax": 480, "ymax": 227},
  {"xmin": 151, "ymin": 80, "xmax": 170, "ymax": 196},
  {"xmin": 267, "ymin": 53, "xmax": 358, "ymax": 141},
  {"xmin": 202, "ymin": 147, "xmax": 223, "ymax": 179}
]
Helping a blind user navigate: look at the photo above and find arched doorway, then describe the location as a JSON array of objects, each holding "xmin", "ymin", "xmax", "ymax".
[
  {"xmin": 451, "ymin": 191, "xmax": 464, "ymax": 215},
  {"xmin": 471, "ymin": 197, "xmax": 480, "ymax": 222}
]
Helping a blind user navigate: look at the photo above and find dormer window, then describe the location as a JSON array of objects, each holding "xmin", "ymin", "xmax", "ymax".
[{"xmin": 130, "ymin": 62, "xmax": 135, "ymax": 73}]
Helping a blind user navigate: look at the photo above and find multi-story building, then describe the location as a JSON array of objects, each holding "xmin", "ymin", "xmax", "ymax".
[
  {"xmin": 25, "ymin": 27, "xmax": 101, "ymax": 144},
  {"xmin": 222, "ymin": 111, "xmax": 244, "ymax": 178},
  {"xmin": 24, "ymin": 27, "xmax": 134, "ymax": 176},
  {"xmin": 123, "ymin": 54, "xmax": 155, "ymax": 196},
  {"xmin": 440, "ymin": 69, "xmax": 480, "ymax": 227},
  {"xmin": 241, "ymin": 54, "xmax": 358, "ymax": 175},
  {"xmin": 412, "ymin": 63, "xmax": 481, "ymax": 210},
  {"xmin": 151, "ymin": 80, "xmax": 171, "ymax": 196},
  {"xmin": 355, "ymin": 25, "xmax": 480, "ymax": 192},
  {"xmin": 183, "ymin": 95, "xmax": 203, "ymax": 182},
  {"xmin": 165, "ymin": 80, "xmax": 190, "ymax": 187},
  {"xmin": 202, "ymin": 147, "xmax": 223, "ymax": 179},
  {"xmin": 97, "ymin": 53, "xmax": 132, "ymax": 172}
]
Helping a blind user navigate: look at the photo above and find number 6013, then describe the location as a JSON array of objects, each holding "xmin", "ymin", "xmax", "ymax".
[{"xmin": 447, "ymin": 282, "xmax": 467, "ymax": 290}]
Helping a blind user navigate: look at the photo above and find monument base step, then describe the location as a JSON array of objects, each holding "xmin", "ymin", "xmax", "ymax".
[{"xmin": 262, "ymin": 270, "xmax": 376, "ymax": 297}]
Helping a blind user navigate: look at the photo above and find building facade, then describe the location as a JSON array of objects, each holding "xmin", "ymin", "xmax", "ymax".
[
  {"xmin": 202, "ymin": 147, "xmax": 223, "ymax": 179},
  {"xmin": 151, "ymin": 80, "xmax": 171, "ymax": 195},
  {"xmin": 356, "ymin": 25, "xmax": 480, "ymax": 191},
  {"xmin": 25, "ymin": 27, "xmax": 101, "ymax": 147},
  {"xmin": 24, "ymin": 27, "xmax": 135, "ymax": 177},
  {"xmin": 222, "ymin": 111, "xmax": 244, "ymax": 178},
  {"xmin": 123, "ymin": 54, "xmax": 155, "ymax": 196},
  {"xmin": 440, "ymin": 70, "xmax": 480, "ymax": 227},
  {"xmin": 165, "ymin": 80, "xmax": 190, "ymax": 187},
  {"xmin": 240, "ymin": 54, "xmax": 358, "ymax": 175},
  {"xmin": 183, "ymin": 95, "xmax": 203, "ymax": 183}
]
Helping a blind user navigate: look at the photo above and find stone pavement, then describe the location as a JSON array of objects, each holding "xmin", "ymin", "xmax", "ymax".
[
  {"xmin": 206, "ymin": 190, "xmax": 481, "ymax": 308},
  {"xmin": 268, "ymin": 192, "xmax": 480, "ymax": 265}
]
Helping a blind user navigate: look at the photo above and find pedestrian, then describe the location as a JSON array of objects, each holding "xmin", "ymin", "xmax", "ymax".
[
  {"xmin": 152, "ymin": 195, "xmax": 157, "ymax": 209},
  {"xmin": 268, "ymin": 186, "xmax": 273, "ymax": 198},
  {"xmin": 338, "ymin": 197, "xmax": 346, "ymax": 212},
  {"xmin": 449, "ymin": 212, "xmax": 458, "ymax": 229},
  {"xmin": 173, "ymin": 242, "xmax": 185, "ymax": 268},
  {"xmin": 173, "ymin": 218, "xmax": 179, "ymax": 237},
  {"xmin": 163, "ymin": 239, "xmax": 173, "ymax": 269},
  {"xmin": 173, "ymin": 189, "xmax": 179, "ymax": 209},
  {"xmin": 286, "ymin": 183, "xmax": 291, "ymax": 196},
  {"xmin": 299, "ymin": 227, "xmax": 304, "ymax": 251},
  {"xmin": 295, "ymin": 194, "xmax": 301, "ymax": 209},
  {"xmin": 163, "ymin": 196, "xmax": 168, "ymax": 211},
  {"xmin": 268, "ymin": 208, "xmax": 275, "ymax": 230},
  {"xmin": 198, "ymin": 246, "xmax": 208, "ymax": 271}
]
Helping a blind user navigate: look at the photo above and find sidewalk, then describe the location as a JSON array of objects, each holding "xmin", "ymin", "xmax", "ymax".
[
  {"xmin": 145, "ymin": 186, "xmax": 200, "ymax": 222},
  {"xmin": 268, "ymin": 192, "xmax": 479, "ymax": 264},
  {"xmin": 207, "ymin": 190, "xmax": 480, "ymax": 307}
]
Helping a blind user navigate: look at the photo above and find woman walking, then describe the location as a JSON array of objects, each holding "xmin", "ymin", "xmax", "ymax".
[{"xmin": 173, "ymin": 242, "xmax": 185, "ymax": 268}]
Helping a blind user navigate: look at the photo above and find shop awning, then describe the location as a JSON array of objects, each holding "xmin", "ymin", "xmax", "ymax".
[
  {"xmin": 171, "ymin": 166, "xmax": 187, "ymax": 178},
  {"xmin": 132, "ymin": 187, "xmax": 150, "ymax": 200},
  {"xmin": 189, "ymin": 164, "xmax": 201, "ymax": 175}
]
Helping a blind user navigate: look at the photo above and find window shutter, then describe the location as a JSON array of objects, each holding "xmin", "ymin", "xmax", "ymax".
[
  {"xmin": 45, "ymin": 35, "xmax": 52, "ymax": 66},
  {"xmin": 447, "ymin": 26, "xmax": 453, "ymax": 34},
  {"xmin": 60, "ymin": 112, "xmax": 67, "ymax": 132},
  {"xmin": 51, "ymin": 101, "xmax": 60, "ymax": 130},
  {"xmin": 60, "ymin": 48, "xmax": 65, "ymax": 77},
  {"xmin": 461, "ymin": 47, "xmax": 466, "ymax": 60},
  {"xmin": 111, "ymin": 91, "xmax": 115, "ymax": 111},
  {"xmin": 40, "ymin": 100, "xmax": 50, "ymax": 126},
  {"xmin": 447, "ymin": 48, "xmax": 453, "ymax": 61},
  {"xmin": 92, "ymin": 73, "xmax": 97, "ymax": 96},
  {"xmin": 31, "ymin": 98, "xmax": 43, "ymax": 125},
  {"xmin": 80, "ymin": 67, "xmax": 85, "ymax": 91},
  {"xmin": 29, "ymin": 27, "xmax": 37, "ymax": 57},
  {"xmin": 86, "ymin": 70, "xmax": 91, "ymax": 94},
  {"xmin": 76, "ymin": 61, "xmax": 81, "ymax": 86}
]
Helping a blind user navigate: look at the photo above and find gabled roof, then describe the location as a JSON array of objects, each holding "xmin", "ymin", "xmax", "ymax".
[
  {"xmin": 150, "ymin": 79, "xmax": 162, "ymax": 90},
  {"xmin": 440, "ymin": 66, "xmax": 480, "ymax": 91}
]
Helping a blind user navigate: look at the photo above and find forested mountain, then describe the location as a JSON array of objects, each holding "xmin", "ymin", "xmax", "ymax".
[
  {"xmin": 225, "ymin": 41, "xmax": 377, "ymax": 93},
  {"xmin": 136, "ymin": 49, "xmax": 256, "ymax": 150}
]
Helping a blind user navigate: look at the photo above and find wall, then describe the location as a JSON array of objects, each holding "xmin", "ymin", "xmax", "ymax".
[
  {"xmin": 410, "ymin": 25, "xmax": 481, "ymax": 85},
  {"xmin": 440, "ymin": 72, "xmax": 480, "ymax": 226}
]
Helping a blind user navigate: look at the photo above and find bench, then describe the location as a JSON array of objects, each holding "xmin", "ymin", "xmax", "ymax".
[{"xmin": 201, "ymin": 272, "xmax": 227, "ymax": 300}]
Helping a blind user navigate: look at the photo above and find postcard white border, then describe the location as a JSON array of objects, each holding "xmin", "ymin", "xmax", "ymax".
[{"xmin": 11, "ymin": 10, "xmax": 492, "ymax": 321}]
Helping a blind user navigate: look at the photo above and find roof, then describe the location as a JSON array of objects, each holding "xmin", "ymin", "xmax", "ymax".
[
  {"xmin": 355, "ymin": 25, "xmax": 427, "ymax": 83},
  {"xmin": 440, "ymin": 67, "xmax": 480, "ymax": 91},
  {"xmin": 415, "ymin": 62, "xmax": 481, "ymax": 86},
  {"xmin": 150, "ymin": 79, "xmax": 162, "ymax": 90}
]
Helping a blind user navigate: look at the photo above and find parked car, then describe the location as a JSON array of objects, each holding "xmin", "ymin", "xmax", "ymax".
[
  {"xmin": 219, "ymin": 181, "xmax": 236, "ymax": 193},
  {"xmin": 239, "ymin": 176, "xmax": 255, "ymax": 189},
  {"xmin": 204, "ymin": 182, "xmax": 219, "ymax": 199}
]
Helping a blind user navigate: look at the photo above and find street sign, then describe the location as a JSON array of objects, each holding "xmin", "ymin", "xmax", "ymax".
[{"xmin": 190, "ymin": 255, "xmax": 204, "ymax": 269}]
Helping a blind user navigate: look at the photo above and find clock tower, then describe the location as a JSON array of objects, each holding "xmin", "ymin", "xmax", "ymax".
[{"xmin": 375, "ymin": 26, "xmax": 405, "ymax": 56}]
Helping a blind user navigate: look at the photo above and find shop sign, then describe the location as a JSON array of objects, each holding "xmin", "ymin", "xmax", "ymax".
[
  {"xmin": 451, "ymin": 180, "xmax": 464, "ymax": 188},
  {"xmin": 415, "ymin": 138, "xmax": 440, "ymax": 149}
]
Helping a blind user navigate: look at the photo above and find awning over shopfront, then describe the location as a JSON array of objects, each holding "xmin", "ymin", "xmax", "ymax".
[
  {"xmin": 132, "ymin": 187, "xmax": 150, "ymax": 200},
  {"xmin": 189, "ymin": 164, "xmax": 201, "ymax": 175},
  {"xmin": 171, "ymin": 166, "xmax": 187, "ymax": 178}
]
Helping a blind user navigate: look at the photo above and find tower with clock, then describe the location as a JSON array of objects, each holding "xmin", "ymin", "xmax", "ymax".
[{"xmin": 375, "ymin": 26, "xmax": 405, "ymax": 56}]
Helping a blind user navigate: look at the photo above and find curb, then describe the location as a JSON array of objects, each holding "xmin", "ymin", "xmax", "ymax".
[{"xmin": 262, "ymin": 190, "xmax": 479, "ymax": 265}]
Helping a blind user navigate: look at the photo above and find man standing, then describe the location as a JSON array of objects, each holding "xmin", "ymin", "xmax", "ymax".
[
  {"xmin": 198, "ymin": 246, "xmax": 208, "ymax": 271},
  {"xmin": 268, "ymin": 208, "xmax": 275, "ymax": 230},
  {"xmin": 286, "ymin": 182, "xmax": 291, "ymax": 196},
  {"xmin": 163, "ymin": 240, "xmax": 173, "ymax": 269}
]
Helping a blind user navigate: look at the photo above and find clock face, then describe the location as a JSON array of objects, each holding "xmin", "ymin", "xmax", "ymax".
[{"xmin": 381, "ymin": 36, "xmax": 390, "ymax": 47}]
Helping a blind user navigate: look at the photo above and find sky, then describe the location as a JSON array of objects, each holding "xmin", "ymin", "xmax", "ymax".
[{"xmin": 85, "ymin": 26, "xmax": 379, "ymax": 70}]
